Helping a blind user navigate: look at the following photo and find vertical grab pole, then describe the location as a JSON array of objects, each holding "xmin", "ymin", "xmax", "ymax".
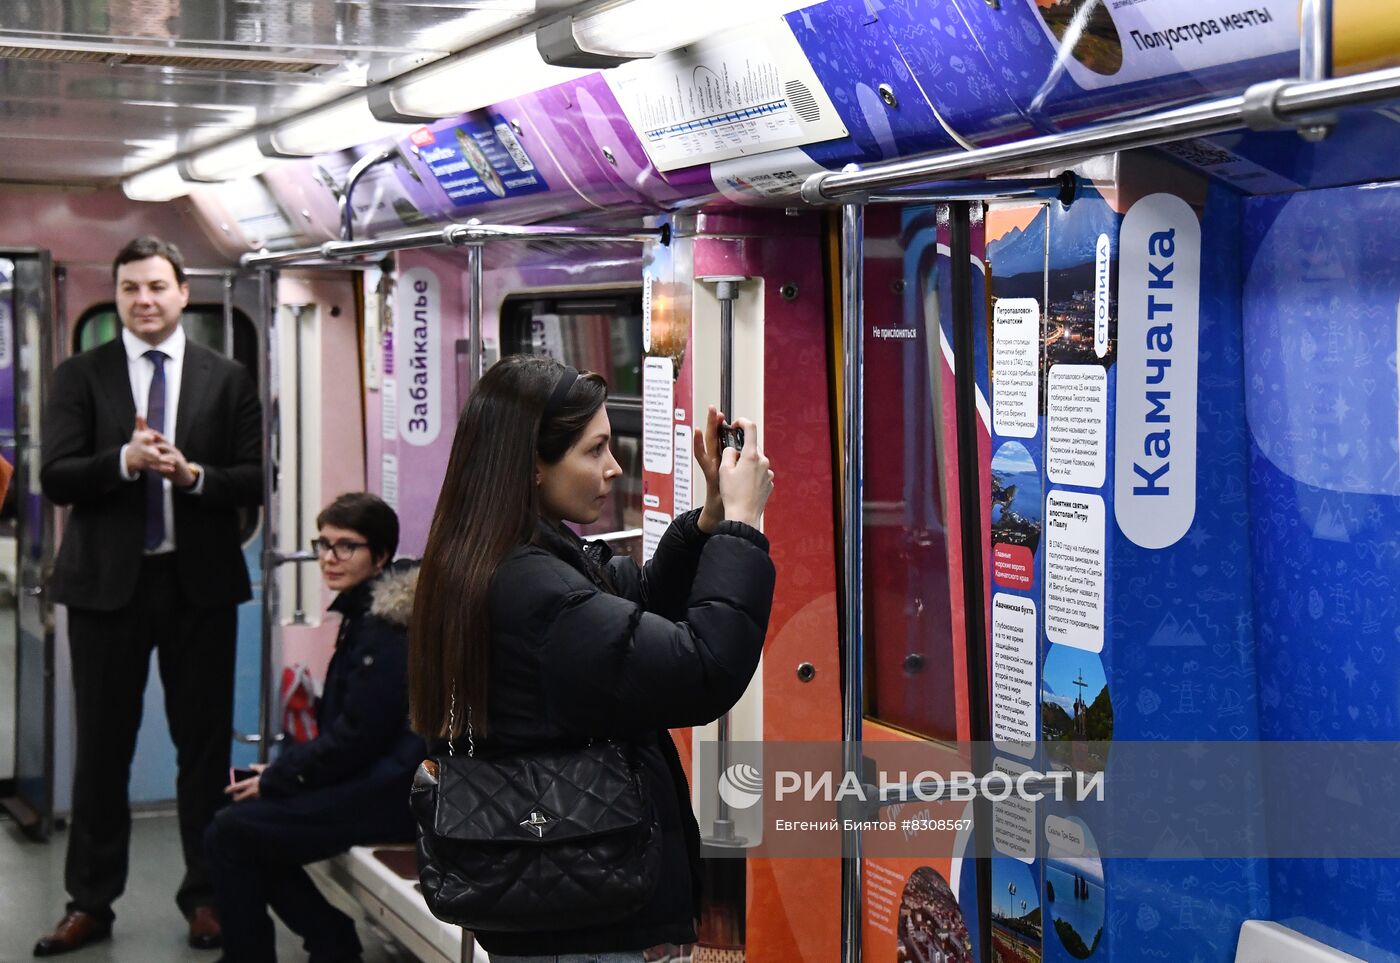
[
  {"xmin": 222, "ymin": 272, "xmax": 236, "ymax": 358},
  {"xmin": 949, "ymin": 202, "xmax": 993, "ymax": 963},
  {"xmin": 1299, "ymin": 0, "xmax": 1334, "ymax": 140},
  {"xmin": 1300, "ymin": 0, "xmax": 1333, "ymax": 81},
  {"xmin": 706, "ymin": 278, "xmax": 744, "ymax": 846},
  {"xmin": 467, "ymin": 243, "xmax": 485, "ymax": 387},
  {"xmin": 256, "ymin": 270, "xmax": 278, "ymax": 765},
  {"xmin": 462, "ymin": 240, "xmax": 484, "ymax": 963},
  {"xmin": 840, "ymin": 191, "xmax": 866, "ymax": 963},
  {"xmin": 290, "ymin": 304, "xmax": 307, "ymax": 624}
]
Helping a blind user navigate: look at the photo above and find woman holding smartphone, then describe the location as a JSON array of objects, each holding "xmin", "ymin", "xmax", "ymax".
[
  {"xmin": 206, "ymin": 492, "xmax": 424, "ymax": 963},
  {"xmin": 409, "ymin": 356, "xmax": 775, "ymax": 961}
]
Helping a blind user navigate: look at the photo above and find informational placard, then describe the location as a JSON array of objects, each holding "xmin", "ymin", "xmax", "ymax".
[
  {"xmin": 1047, "ymin": 365, "xmax": 1107, "ymax": 488},
  {"xmin": 993, "ymin": 298, "xmax": 1041, "ymax": 439},
  {"xmin": 380, "ymin": 377, "xmax": 398, "ymax": 441},
  {"xmin": 642, "ymin": 275, "xmax": 653, "ymax": 352},
  {"xmin": 1021, "ymin": 0, "xmax": 1297, "ymax": 91},
  {"xmin": 381, "ymin": 453, "xmax": 399, "ymax": 509},
  {"xmin": 1115, "ymin": 193, "xmax": 1201, "ymax": 549},
  {"xmin": 673, "ymin": 425, "xmax": 693, "ymax": 517},
  {"xmin": 992, "ymin": 594, "xmax": 1039, "ymax": 758},
  {"xmin": 1045, "ymin": 492, "xmax": 1106, "ymax": 653},
  {"xmin": 0, "ymin": 258, "xmax": 12, "ymax": 370},
  {"xmin": 1094, "ymin": 233, "xmax": 1111, "ymax": 359},
  {"xmin": 993, "ymin": 757, "xmax": 1036, "ymax": 862},
  {"xmin": 1045, "ymin": 815, "xmax": 1087, "ymax": 858},
  {"xmin": 711, "ymin": 147, "xmax": 826, "ymax": 204},
  {"xmin": 528, "ymin": 312, "xmax": 565, "ymax": 360},
  {"xmin": 642, "ymin": 356, "xmax": 675, "ymax": 474},
  {"xmin": 394, "ymin": 267, "xmax": 441, "ymax": 447},
  {"xmin": 606, "ymin": 19, "xmax": 846, "ymax": 172},
  {"xmin": 642, "ymin": 508, "xmax": 670, "ymax": 563},
  {"xmin": 409, "ymin": 113, "xmax": 549, "ymax": 207}
]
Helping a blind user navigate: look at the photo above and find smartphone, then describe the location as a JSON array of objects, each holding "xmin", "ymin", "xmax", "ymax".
[
  {"xmin": 229, "ymin": 766, "xmax": 257, "ymax": 783},
  {"xmin": 719, "ymin": 422, "xmax": 745, "ymax": 451}
]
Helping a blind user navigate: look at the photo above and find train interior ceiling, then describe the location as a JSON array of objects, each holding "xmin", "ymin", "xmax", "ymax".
[{"xmin": 2, "ymin": 0, "xmax": 1400, "ymax": 962}]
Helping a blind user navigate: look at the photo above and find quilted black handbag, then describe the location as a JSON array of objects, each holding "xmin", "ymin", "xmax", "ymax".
[{"xmin": 411, "ymin": 740, "xmax": 662, "ymax": 932}]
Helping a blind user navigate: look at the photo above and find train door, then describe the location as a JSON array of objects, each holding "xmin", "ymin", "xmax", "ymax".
[
  {"xmin": 0, "ymin": 250, "xmax": 56, "ymax": 839},
  {"xmin": 847, "ymin": 203, "xmax": 995, "ymax": 963}
]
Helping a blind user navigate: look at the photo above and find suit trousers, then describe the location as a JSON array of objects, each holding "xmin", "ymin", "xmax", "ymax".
[
  {"xmin": 64, "ymin": 552, "xmax": 236, "ymax": 922},
  {"xmin": 204, "ymin": 775, "xmax": 417, "ymax": 963}
]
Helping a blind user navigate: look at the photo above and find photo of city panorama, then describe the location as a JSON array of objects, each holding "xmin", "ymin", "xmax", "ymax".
[
  {"xmin": 987, "ymin": 203, "xmax": 1119, "ymax": 417},
  {"xmin": 897, "ymin": 867, "xmax": 974, "ymax": 963}
]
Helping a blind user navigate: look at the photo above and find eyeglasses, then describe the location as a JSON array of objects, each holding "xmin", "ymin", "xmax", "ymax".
[{"xmin": 310, "ymin": 537, "xmax": 369, "ymax": 562}]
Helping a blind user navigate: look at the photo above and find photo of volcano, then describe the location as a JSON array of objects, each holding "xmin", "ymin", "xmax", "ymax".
[{"xmin": 1032, "ymin": 0, "xmax": 1124, "ymax": 76}]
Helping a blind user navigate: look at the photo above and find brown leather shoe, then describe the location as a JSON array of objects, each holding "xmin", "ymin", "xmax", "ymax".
[
  {"xmin": 33, "ymin": 910, "xmax": 112, "ymax": 956},
  {"xmin": 188, "ymin": 905, "xmax": 222, "ymax": 950}
]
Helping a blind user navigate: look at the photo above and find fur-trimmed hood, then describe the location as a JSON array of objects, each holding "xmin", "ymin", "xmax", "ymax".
[{"xmin": 368, "ymin": 562, "xmax": 418, "ymax": 626}]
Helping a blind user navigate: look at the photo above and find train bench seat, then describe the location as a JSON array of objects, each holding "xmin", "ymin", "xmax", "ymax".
[{"xmin": 308, "ymin": 845, "xmax": 486, "ymax": 963}]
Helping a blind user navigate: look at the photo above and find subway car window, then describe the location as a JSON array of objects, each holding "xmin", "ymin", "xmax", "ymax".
[
  {"xmin": 500, "ymin": 291, "xmax": 643, "ymax": 540},
  {"xmin": 862, "ymin": 207, "xmax": 962, "ymax": 744}
]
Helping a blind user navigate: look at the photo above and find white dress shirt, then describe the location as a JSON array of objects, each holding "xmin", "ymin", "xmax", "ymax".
[{"xmin": 117, "ymin": 325, "xmax": 203, "ymax": 554}]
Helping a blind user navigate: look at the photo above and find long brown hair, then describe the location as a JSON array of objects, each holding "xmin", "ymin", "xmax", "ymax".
[{"xmin": 408, "ymin": 355, "xmax": 607, "ymax": 739}]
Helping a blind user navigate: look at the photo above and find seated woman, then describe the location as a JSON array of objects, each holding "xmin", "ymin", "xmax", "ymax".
[{"xmin": 205, "ymin": 492, "xmax": 425, "ymax": 963}]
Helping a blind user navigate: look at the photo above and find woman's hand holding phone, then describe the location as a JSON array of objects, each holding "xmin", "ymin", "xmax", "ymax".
[{"xmin": 718, "ymin": 417, "xmax": 773, "ymax": 529}]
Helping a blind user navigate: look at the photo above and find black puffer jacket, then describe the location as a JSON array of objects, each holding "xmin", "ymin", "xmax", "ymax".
[
  {"xmin": 260, "ymin": 561, "xmax": 426, "ymax": 801},
  {"xmin": 474, "ymin": 508, "xmax": 775, "ymax": 956}
]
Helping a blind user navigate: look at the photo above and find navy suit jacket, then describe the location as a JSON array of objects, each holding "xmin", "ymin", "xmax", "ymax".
[{"xmin": 40, "ymin": 337, "xmax": 263, "ymax": 611}]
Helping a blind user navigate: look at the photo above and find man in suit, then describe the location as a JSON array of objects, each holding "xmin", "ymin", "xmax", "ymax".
[{"xmin": 34, "ymin": 236, "xmax": 263, "ymax": 956}]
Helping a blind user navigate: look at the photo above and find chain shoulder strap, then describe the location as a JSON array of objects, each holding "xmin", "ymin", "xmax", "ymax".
[{"xmin": 447, "ymin": 686, "xmax": 475, "ymax": 758}]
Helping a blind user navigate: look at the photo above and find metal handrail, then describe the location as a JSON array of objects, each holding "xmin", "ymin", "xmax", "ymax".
[
  {"xmin": 802, "ymin": 64, "xmax": 1400, "ymax": 203},
  {"xmin": 240, "ymin": 222, "xmax": 668, "ymax": 269}
]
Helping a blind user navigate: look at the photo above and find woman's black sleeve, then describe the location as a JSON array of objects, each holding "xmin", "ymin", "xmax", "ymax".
[
  {"xmin": 259, "ymin": 623, "xmax": 409, "ymax": 797},
  {"xmin": 542, "ymin": 519, "xmax": 774, "ymax": 734},
  {"xmin": 607, "ymin": 508, "xmax": 710, "ymax": 620}
]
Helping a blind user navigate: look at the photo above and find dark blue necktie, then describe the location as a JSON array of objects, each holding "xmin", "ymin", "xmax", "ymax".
[{"xmin": 144, "ymin": 349, "xmax": 167, "ymax": 550}]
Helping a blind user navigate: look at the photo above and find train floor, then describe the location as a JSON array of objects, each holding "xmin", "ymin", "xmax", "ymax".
[{"xmin": 0, "ymin": 812, "xmax": 414, "ymax": 963}]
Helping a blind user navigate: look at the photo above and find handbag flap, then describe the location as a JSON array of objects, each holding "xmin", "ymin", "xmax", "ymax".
[{"xmin": 432, "ymin": 743, "xmax": 646, "ymax": 843}]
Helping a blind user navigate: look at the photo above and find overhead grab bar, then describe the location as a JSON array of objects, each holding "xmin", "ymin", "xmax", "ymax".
[
  {"xmin": 339, "ymin": 146, "xmax": 400, "ymax": 242},
  {"xmin": 240, "ymin": 222, "xmax": 670, "ymax": 269},
  {"xmin": 861, "ymin": 173, "xmax": 1076, "ymax": 207},
  {"xmin": 802, "ymin": 63, "xmax": 1400, "ymax": 203}
]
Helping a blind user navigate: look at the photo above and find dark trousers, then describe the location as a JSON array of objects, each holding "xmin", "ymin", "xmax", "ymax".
[
  {"xmin": 204, "ymin": 776, "xmax": 416, "ymax": 963},
  {"xmin": 64, "ymin": 553, "xmax": 236, "ymax": 921}
]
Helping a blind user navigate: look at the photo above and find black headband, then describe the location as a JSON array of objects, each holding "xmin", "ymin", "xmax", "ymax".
[{"xmin": 543, "ymin": 365, "xmax": 579, "ymax": 421}]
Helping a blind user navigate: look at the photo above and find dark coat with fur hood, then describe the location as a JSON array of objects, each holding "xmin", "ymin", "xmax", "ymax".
[
  {"xmin": 473, "ymin": 509, "xmax": 775, "ymax": 956},
  {"xmin": 260, "ymin": 560, "xmax": 426, "ymax": 801}
]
